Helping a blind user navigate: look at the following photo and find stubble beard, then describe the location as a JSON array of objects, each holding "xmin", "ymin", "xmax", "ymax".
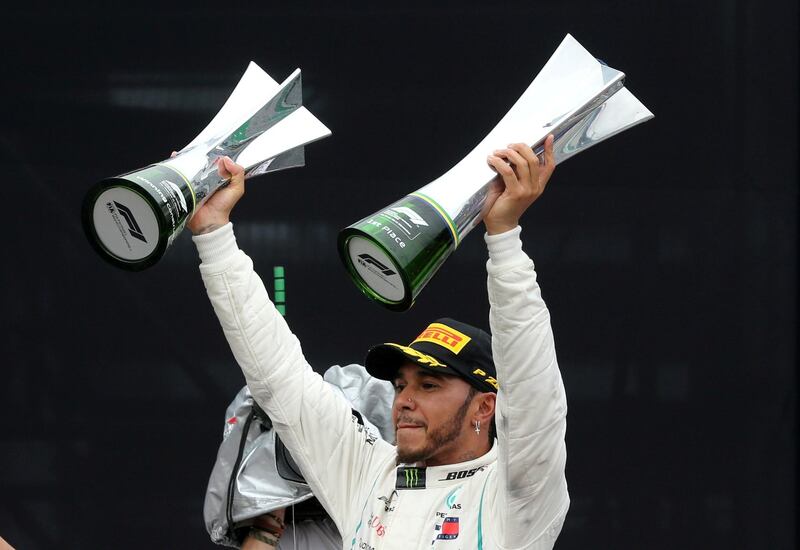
[{"xmin": 396, "ymin": 392, "xmax": 474, "ymax": 465}]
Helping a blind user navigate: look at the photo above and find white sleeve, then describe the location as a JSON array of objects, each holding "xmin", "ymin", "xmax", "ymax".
[
  {"xmin": 485, "ymin": 226, "xmax": 569, "ymax": 548},
  {"xmin": 193, "ymin": 223, "xmax": 394, "ymax": 533}
]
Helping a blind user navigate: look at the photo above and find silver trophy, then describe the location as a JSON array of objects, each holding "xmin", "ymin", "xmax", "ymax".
[
  {"xmin": 82, "ymin": 63, "xmax": 331, "ymax": 271},
  {"xmin": 339, "ymin": 34, "xmax": 654, "ymax": 311}
]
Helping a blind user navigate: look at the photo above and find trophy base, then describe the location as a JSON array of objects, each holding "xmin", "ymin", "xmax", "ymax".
[
  {"xmin": 338, "ymin": 194, "xmax": 456, "ymax": 312},
  {"xmin": 339, "ymin": 232, "xmax": 412, "ymax": 311},
  {"xmin": 81, "ymin": 164, "xmax": 193, "ymax": 271}
]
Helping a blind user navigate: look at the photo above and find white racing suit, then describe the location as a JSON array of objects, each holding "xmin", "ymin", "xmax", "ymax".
[{"xmin": 195, "ymin": 223, "xmax": 569, "ymax": 550}]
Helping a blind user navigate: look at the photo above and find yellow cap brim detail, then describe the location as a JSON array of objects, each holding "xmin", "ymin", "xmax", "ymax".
[{"xmin": 385, "ymin": 343, "xmax": 446, "ymax": 368}]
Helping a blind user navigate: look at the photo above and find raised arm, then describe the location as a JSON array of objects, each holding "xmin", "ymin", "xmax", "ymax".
[
  {"xmin": 485, "ymin": 137, "xmax": 570, "ymax": 547},
  {"xmin": 191, "ymin": 158, "xmax": 394, "ymax": 532}
]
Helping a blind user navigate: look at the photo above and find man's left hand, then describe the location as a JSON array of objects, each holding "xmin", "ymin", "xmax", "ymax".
[{"xmin": 483, "ymin": 134, "xmax": 555, "ymax": 235}]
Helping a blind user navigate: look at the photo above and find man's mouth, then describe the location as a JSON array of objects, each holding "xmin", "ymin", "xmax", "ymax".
[{"xmin": 396, "ymin": 420, "xmax": 425, "ymax": 430}]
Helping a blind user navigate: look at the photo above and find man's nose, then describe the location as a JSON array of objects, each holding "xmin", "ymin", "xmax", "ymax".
[{"xmin": 395, "ymin": 386, "xmax": 417, "ymax": 408}]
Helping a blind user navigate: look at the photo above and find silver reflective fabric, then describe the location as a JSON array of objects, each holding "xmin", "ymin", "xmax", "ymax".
[
  {"xmin": 323, "ymin": 363, "xmax": 396, "ymax": 443},
  {"xmin": 204, "ymin": 385, "xmax": 312, "ymax": 546},
  {"xmin": 204, "ymin": 364, "xmax": 394, "ymax": 547}
]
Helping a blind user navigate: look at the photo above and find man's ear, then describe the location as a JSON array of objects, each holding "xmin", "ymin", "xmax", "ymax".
[{"xmin": 475, "ymin": 392, "xmax": 496, "ymax": 423}]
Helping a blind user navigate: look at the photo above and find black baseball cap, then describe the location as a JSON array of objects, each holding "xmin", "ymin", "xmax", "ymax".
[{"xmin": 365, "ymin": 318, "xmax": 498, "ymax": 393}]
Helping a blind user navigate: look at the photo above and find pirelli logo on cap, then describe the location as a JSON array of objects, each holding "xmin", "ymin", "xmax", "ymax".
[{"xmin": 413, "ymin": 323, "xmax": 471, "ymax": 354}]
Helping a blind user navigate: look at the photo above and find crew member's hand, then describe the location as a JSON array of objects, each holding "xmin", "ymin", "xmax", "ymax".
[
  {"xmin": 241, "ymin": 509, "xmax": 286, "ymax": 550},
  {"xmin": 483, "ymin": 134, "xmax": 555, "ymax": 235},
  {"xmin": 187, "ymin": 156, "xmax": 246, "ymax": 235}
]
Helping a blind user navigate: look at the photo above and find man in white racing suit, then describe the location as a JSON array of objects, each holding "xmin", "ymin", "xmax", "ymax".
[{"xmin": 191, "ymin": 135, "xmax": 569, "ymax": 549}]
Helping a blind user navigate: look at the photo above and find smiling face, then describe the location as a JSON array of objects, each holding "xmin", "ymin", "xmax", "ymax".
[{"xmin": 392, "ymin": 363, "xmax": 487, "ymax": 466}]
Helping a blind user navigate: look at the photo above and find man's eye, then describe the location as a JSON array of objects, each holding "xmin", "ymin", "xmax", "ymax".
[
  {"xmin": 422, "ymin": 383, "xmax": 438, "ymax": 390},
  {"xmin": 394, "ymin": 384, "xmax": 405, "ymax": 392}
]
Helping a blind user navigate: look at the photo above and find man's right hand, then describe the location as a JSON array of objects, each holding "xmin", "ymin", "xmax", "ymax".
[{"xmin": 187, "ymin": 156, "xmax": 246, "ymax": 235}]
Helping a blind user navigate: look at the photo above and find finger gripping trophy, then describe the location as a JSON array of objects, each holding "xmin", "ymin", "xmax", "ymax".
[
  {"xmin": 338, "ymin": 34, "xmax": 654, "ymax": 311},
  {"xmin": 82, "ymin": 63, "xmax": 331, "ymax": 271}
]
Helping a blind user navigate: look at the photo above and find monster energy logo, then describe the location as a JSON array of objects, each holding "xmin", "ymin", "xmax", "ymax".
[{"xmin": 396, "ymin": 466, "xmax": 426, "ymax": 490}]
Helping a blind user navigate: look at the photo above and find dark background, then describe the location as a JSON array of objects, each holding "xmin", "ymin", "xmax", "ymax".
[{"xmin": 1, "ymin": 1, "xmax": 796, "ymax": 548}]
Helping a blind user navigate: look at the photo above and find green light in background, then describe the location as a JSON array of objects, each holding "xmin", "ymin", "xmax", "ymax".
[{"xmin": 273, "ymin": 266, "xmax": 286, "ymax": 316}]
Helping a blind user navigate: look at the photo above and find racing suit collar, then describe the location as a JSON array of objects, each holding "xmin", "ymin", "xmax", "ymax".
[{"xmin": 395, "ymin": 441, "xmax": 496, "ymax": 490}]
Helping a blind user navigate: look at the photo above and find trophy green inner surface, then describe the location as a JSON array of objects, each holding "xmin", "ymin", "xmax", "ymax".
[{"xmin": 338, "ymin": 195, "xmax": 456, "ymax": 312}]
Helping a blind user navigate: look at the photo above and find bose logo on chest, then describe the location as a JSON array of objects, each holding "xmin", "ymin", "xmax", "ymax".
[{"xmin": 440, "ymin": 466, "xmax": 483, "ymax": 481}]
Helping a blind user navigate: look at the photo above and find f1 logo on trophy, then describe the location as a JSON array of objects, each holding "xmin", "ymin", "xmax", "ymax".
[
  {"xmin": 82, "ymin": 63, "xmax": 331, "ymax": 271},
  {"xmin": 338, "ymin": 34, "xmax": 654, "ymax": 311}
]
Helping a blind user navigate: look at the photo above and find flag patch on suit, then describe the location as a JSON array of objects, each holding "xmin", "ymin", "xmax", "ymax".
[{"xmin": 435, "ymin": 517, "xmax": 459, "ymax": 540}]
